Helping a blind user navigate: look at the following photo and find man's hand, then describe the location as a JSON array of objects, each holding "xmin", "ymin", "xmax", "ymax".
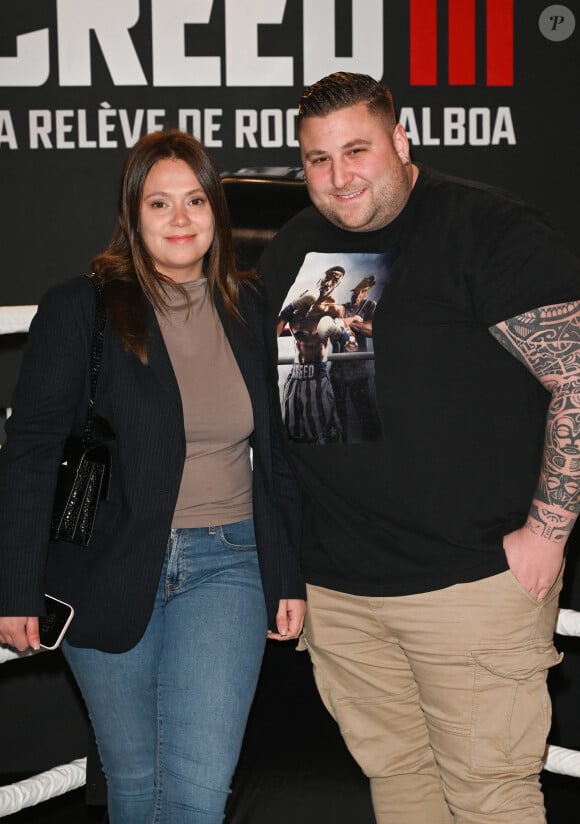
[{"xmin": 503, "ymin": 527, "xmax": 564, "ymax": 601}]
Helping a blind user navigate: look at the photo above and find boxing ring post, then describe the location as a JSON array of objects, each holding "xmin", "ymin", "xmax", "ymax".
[{"xmin": 1, "ymin": 305, "xmax": 580, "ymax": 816}]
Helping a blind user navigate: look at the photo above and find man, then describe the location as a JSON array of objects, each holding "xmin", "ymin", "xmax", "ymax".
[
  {"xmin": 277, "ymin": 265, "xmax": 353, "ymax": 444},
  {"xmin": 258, "ymin": 72, "xmax": 580, "ymax": 824}
]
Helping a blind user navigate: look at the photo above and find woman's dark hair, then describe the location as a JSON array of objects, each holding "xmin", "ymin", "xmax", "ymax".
[
  {"xmin": 92, "ymin": 129, "xmax": 253, "ymax": 363},
  {"xmin": 297, "ymin": 72, "xmax": 396, "ymax": 132}
]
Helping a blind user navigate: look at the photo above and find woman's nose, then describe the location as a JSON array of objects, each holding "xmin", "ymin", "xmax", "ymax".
[{"xmin": 171, "ymin": 206, "xmax": 190, "ymax": 225}]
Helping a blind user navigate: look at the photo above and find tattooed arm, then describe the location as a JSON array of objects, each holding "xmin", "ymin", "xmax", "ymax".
[{"xmin": 490, "ymin": 300, "xmax": 580, "ymax": 600}]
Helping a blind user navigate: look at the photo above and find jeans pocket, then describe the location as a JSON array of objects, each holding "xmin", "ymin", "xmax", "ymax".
[
  {"xmin": 215, "ymin": 519, "xmax": 257, "ymax": 551},
  {"xmin": 471, "ymin": 641, "xmax": 562, "ymax": 771}
]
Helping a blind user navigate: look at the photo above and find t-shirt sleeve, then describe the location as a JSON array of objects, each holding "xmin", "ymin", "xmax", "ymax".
[{"xmin": 470, "ymin": 201, "xmax": 580, "ymax": 327}]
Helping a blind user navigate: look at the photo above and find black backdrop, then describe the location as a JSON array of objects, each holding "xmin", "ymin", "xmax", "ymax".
[
  {"xmin": 1, "ymin": 1, "xmax": 580, "ymax": 819},
  {"xmin": 0, "ymin": 0, "xmax": 578, "ymax": 306}
]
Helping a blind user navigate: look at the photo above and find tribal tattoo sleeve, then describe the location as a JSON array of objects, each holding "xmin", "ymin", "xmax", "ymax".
[{"xmin": 490, "ymin": 300, "xmax": 580, "ymax": 544}]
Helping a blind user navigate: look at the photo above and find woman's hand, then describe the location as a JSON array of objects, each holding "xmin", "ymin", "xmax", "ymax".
[
  {"xmin": 0, "ymin": 616, "xmax": 40, "ymax": 651},
  {"xmin": 267, "ymin": 599, "xmax": 307, "ymax": 641}
]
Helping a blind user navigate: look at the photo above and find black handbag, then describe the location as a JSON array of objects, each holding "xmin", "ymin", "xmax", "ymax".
[{"xmin": 50, "ymin": 275, "xmax": 115, "ymax": 546}]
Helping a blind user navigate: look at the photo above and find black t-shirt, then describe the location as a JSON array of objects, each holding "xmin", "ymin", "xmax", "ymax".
[{"xmin": 258, "ymin": 166, "xmax": 580, "ymax": 596}]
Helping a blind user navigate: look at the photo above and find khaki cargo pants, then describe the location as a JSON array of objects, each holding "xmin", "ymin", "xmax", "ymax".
[{"xmin": 299, "ymin": 569, "xmax": 563, "ymax": 824}]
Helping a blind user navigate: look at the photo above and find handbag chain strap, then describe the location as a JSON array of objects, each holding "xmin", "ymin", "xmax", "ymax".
[{"xmin": 82, "ymin": 273, "xmax": 106, "ymax": 446}]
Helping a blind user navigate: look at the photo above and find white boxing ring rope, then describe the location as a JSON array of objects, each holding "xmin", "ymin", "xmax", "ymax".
[
  {"xmin": 0, "ymin": 305, "xmax": 37, "ymax": 335},
  {"xmin": 2, "ymin": 306, "xmax": 580, "ymax": 816}
]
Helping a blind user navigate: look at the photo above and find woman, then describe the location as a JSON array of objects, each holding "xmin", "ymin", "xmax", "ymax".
[{"xmin": 0, "ymin": 130, "xmax": 306, "ymax": 823}]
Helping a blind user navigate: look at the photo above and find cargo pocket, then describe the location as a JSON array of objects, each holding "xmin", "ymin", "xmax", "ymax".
[{"xmin": 471, "ymin": 642, "xmax": 562, "ymax": 771}]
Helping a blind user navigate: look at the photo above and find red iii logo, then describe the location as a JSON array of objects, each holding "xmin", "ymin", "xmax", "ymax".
[{"xmin": 410, "ymin": 0, "xmax": 514, "ymax": 86}]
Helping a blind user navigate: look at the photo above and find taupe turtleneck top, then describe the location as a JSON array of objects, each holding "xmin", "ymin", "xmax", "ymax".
[{"xmin": 155, "ymin": 278, "xmax": 253, "ymax": 527}]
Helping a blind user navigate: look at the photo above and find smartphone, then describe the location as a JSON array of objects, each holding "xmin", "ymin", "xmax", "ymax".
[{"xmin": 39, "ymin": 594, "xmax": 75, "ymax": 650}]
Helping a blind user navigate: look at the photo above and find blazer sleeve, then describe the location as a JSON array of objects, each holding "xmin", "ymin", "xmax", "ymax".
[
  {"xmin": 269, "ymin": 389, "xmax": 306, "ymax": 601},
  {"xmin": 0, "ymin": 278, "xmax": 93, "ymax": 615},
  {"xmin": 237, "ymin": 280, "xmax": 306, "ymax": 608},
  {"xmin": 257, "ymin": 281, "xmax": 306, "ymax": 601}
]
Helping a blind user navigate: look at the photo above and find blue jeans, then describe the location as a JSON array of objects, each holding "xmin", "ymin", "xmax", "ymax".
[{"xmin": 63, "ymin": 521, "xmax": 268, "ymax": 824}]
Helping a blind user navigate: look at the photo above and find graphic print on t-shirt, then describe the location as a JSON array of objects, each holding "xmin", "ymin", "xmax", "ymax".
[{"xmin": 277, "ymin": 252, "xmax": 394, "ymax": 445}]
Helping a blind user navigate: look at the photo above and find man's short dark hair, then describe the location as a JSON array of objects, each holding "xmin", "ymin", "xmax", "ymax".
[{"xmin": 298, "ymin": 73, "xmax": 396, "ymax": 132}]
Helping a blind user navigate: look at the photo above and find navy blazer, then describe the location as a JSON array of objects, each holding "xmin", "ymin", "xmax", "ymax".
[{"xmin": 0, "ymin": 276, "xmax": 304, "ymax": 652}]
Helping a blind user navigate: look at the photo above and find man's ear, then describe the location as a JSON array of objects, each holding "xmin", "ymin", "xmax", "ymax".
[{"xmin": 392, "ymin": 123, "xmax": 411, "ymax": 164}]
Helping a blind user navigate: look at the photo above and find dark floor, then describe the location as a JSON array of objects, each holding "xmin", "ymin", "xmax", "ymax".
[
  {"xmin": 1, "ymin": 772, "xmax": 579, "ymax": 822},
  {"xmin": 3, "ymin": 633, "xmax": 580, "ymax": 822}
]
